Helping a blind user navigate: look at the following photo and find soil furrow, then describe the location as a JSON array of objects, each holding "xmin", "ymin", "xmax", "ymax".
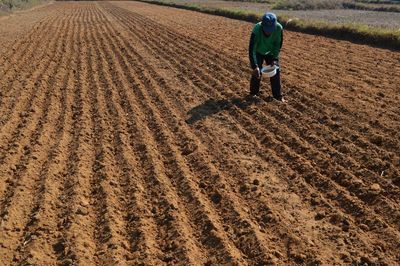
[
  {"xmin": 99, "ymin": 5, "xmax": 396, "ymax": 264},
  {"xmin": 0, "ymin": 13, "xmax": 68, "ymax": 184},
  {"xmin": 19, "ymin": 70, "xmax": 76, "ymax": 265},
  {"xmin": 85, "ymin": 20, "xmax": 158, "ymax": 265},
  {"xmin": 90, "ymin": 8, "xmax": 225, "ymax": 264},
  {"xmin": 135, "ymin": 47, "xmax": 395, "ymax": 263},
  {"xmin": 12, "ymin": 24, "xmax": 75, "ymax": 266},
  {"xmin": 119, "ymin": 1, "xmax": 400, "ymax": 218},
  {"xmin": 108, "ymin": 2, "xmax": 400, "ymax": 180},
  {"xmin": 104, "ymin": 2, "xmax": 399, "ymax": 228},
  {"xmin": 0, "ymin": 12, "xmax": 75, "ymax": 265},
  {"xmin": 266, "ymin": 94, "xmax": 400, "ymax": 197},
  {"xmin": 272, "ymin": 89, "xmax": 399, "ymax": 181},
  {"xmin": 115, "ymin": 1, "xmax": 400, "ymax": 138},
  {"xmin": 84, "ymin": 6, "xmax": 135, "ymax": 264},
  {"xmin": 101, "ymin": 2, "xmax": 397, "ymax": 177},
  {"xmin": 0, "ymin": 13, "xmax": 72, "ymax": 222},
  {"xmin": 1, "ymin": 2, "xmax": 399, "ymax": 265},
  {"xmin": 22, "ymin": 14, "xmax": 81, "ymax": 264},
  {"xmin": 105, "ymin": 2, "xmax": 400, "ymax": 159},
  {"xmin": 0, "ymin": 14, "xmax": 58, "ymax": 79},
  {"xmin": 92, "ymin": 8, "xmax": 230, "ymax": 265},
  {"xmin": 101, "ymin": 3, "xmax": 398, "ymax": 262},
  {"xmin": 221, "ymin": 107, "xmax": 400, "ymax": 261},
  {"xmin": 10, "ymin": 7, "xmax": 90, "ymax": 264},
  {"xmin": 97, "ymin": 6, "xmax": 288, "ymax": 264},
  {"xmin": 97, "ymin": 8, "xmax": 358, "ymax": 265},
  {"xmin": 96, "ymin": 7, "xmax": 263, "ymax": 264},
  {"xmin": 287, "ymin": 80, "xmax": 400, "ymax": 148},
  {"xmin": 283, "ymin": 54, "xmax": 400, "ymax": 118},
  {"xmin": 52, "ymin": 6, "xmax": 91, "ymax": 265},
  {"xmin": 294, "ymin": 88, "xmax": 400, "ymax": 160},
  {"xmin": 0, "ymin": 14, "xmax": 65, "ymax": 124}
]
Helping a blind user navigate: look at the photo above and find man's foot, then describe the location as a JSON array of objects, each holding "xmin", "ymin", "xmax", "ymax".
[
  {"xmin": 246, "ymin": 93, "xmax": 262, "ymax": 104},
  {"xmin": 265, "ymin": 96, "xmax": 274, "ymax": 102},
  {"xmin": 274, "ymin": 96, "xmax": 286, "ymax": 102}
]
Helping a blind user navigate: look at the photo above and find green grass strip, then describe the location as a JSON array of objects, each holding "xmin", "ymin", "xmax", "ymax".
[{"xmin": 137, "ymin": 0, "xmax": 400, "ymax": 50}]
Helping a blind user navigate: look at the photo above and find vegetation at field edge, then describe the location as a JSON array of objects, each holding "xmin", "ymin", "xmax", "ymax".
[
  {"xmin": 272, "ymin": 0, "xmax": 346, "ymax": 10},
  {"xmin": 343, "ymin": 2, "xmax": 400, "ymax": 12},
  {"xmin": 0, "ymin": 0, "xmax": 46, "ymax": 12},
  {"xmin": 272, "ymin": 0, "xmax": 400, "ymax": 12}
]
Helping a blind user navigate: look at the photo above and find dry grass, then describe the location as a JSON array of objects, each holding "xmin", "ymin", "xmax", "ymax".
[
  {"xmin": 0, "ymin": 0, "xmax": 44, "ymax": 11},
  {"xmin": 272, "ymin": 0, "xmax": 347, "ymax": 10},
  {"xmin": 343, "ymin": 2, "xmax": 400, "ymax": 11},
  {"xmin": 355, "ymin": 0, "xmax": 400, "ymax": 3}
]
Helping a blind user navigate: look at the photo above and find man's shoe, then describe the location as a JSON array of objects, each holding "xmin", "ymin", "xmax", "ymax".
[{"xmin": 274, "ymin": 96, "xmax": 286, "ymax": 102}]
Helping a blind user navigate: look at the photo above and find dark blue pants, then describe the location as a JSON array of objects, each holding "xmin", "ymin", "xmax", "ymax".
[{"xmin": 250, "ymin": 54, "xmax": 282, "ymax": 99}]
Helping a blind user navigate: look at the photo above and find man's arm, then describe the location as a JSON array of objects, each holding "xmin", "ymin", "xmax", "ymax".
[
  {"xmin": 272, "ymin": 30, "xmax": 283, "ymax": 64},
  {"xmin": 249, "ymin": 33, "xmax": 258, "ymax": 69},
  {"xmin": 272, "ymin": 30, "xmax": 283, "ymax": 61}
]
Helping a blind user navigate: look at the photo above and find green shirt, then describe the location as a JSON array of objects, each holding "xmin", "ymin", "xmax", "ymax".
[{"xmin": 251, "ymin": 22, "xmax": 283, "ymax": 62}]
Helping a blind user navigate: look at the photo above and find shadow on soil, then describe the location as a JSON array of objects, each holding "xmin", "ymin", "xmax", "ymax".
[{"xmin": 186, "ymin": 95, "xmax": 273, "ymax": 124}]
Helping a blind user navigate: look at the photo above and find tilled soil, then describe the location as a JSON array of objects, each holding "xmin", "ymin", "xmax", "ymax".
[
  {"xmin": 0, "ymin": 2, "xmax": 51, "ymax": 54},
  {"xmin": 0, "ymin": 1, "xmax": 399, "ymax": 265}
]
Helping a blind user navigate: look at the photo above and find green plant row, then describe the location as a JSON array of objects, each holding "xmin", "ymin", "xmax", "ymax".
[{"xmin": 137, "ymin": 0, "xmax": 400, "ymax": 50}]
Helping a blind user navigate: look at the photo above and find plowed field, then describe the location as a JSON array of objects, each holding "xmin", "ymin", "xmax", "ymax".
[{"xmin": 0, "ymin": 1, "xmax": 399, "ymax": 265}]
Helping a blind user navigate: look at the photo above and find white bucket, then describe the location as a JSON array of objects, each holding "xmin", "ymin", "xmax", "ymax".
[{"xmin": 261, "ymin": 65, "xmax": 279, "ymax": 77}]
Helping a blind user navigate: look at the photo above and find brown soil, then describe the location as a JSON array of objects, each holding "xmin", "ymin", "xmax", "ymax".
[{"xmin": 0, "ymin": 1, "xmax": 399, "ymax": 265}]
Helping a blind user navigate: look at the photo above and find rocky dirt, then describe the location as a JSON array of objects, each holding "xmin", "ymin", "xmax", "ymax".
[{"xmin": 0, "ymin": 1, "xmax": 399, "ymax": 265}]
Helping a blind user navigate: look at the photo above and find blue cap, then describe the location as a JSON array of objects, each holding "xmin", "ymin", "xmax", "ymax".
[{"xmin": 261, "ymin": 12, "xmax": 277, "ymax": 33}]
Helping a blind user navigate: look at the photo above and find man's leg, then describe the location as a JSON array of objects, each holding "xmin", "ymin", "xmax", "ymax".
[
  {"xmin": 265, "ymin": 57, "xmax": 282, "ymax": 100},
  {"xmin": 270, "ymin": 69, "xmax": 282, "ymax": 100},
  {"xmin": 250, "ymin": 75, "xmax": 260, "ymax": 95},
  {"xmin": 249, "ymin": 53, "xmax": 264, "ymax": 96}
]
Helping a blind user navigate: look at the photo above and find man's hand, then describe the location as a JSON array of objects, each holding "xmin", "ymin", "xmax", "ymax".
[
  {"xmin": 271, "ymin": 59, "xmax": 279, "ymax": 66},
  {"xmin": 252, "ymin": 67, "xmax": 261, "ymax": 79}
]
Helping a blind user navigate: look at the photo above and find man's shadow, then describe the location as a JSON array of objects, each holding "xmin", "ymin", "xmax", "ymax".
[{"xmin": 186, "ymin": 95, "xmax": 272, "ymax": 124}]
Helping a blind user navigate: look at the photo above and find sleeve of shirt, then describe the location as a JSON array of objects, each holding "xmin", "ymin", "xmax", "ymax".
[
  {"xmin": 272, "ymin": 29, "xmax": 283, "ymax": 60},
  {"xmin": 248, "ymin": 33, "xmax": 258, "ymax": 69}
]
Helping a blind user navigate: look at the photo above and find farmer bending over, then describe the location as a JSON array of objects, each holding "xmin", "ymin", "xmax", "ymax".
[{"xmin": 249, "ymin": 12, "xmax": 284, "ymax": 101}]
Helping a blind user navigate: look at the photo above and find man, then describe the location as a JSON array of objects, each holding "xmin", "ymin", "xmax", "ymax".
[{"xmin": 249, "ymin": 12, "xmax": 284, "ymax": 101}]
